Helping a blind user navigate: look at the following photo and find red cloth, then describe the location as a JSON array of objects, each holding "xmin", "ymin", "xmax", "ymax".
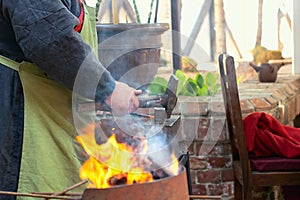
[{"xmin": 243, "ymin": 112, "xmax": 300, "ymax": 158}]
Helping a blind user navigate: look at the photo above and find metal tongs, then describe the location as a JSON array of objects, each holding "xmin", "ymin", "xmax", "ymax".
[{"xmin": 77, "ymin": 75, "xmax": 178, "ymax": 118}]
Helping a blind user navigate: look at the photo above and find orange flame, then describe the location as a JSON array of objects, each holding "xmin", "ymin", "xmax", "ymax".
[{"xmin": 76, "ymin": 122, "xmax": 180, "ymax": 188}]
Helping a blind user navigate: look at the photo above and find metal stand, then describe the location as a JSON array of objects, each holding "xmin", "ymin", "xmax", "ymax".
[
  {"xmin": 171, "ymin": 0, "xmax": 182, "ymax": 72},
  {"xmin": 179, "ymin": 152, "xmax": 193, "ymax": 195}
]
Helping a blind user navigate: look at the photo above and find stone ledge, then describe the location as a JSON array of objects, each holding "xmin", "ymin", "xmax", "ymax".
[
  {"xmin": 238, "ymin": 73, "xmax": 300, "ymax": 124},
  {"xmin": 173, "ymin": 71, "xmax": 300, "ymax": 125}
]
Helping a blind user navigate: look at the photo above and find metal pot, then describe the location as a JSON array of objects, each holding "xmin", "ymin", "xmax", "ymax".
[
  {"xmin": 96, "ymin": 23, "xmax": 169, "ymax": 88},
  {"xmin": 249, "ymin": 62, "xmax": 285, "ymax": 82}
]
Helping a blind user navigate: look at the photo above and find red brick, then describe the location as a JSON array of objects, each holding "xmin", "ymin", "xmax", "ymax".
[
  {"xmin": 197, "ymin": 117, "xmax": 209, "ymax": 140},
  {"xmin": 288, "ymin": 81, "xmax": 300, "ymax": 93},
  {"xmin": 217, "ymin": 143, "xmax": 232, "ymax": 156},
  {"xmin": 264, "ymin": 96, "xmax": 278, "ymax": 108},
  {"xmin": 240, "ymin": 99, "xmax": 255, "ymax": 113},
  {"xmin": 208, "ymin": 117, "xmax": 226, "ymax": 141},
  {"xmin": 192, "ymin": 184, "xmax": 207, "ymax": 195},
  {"xmin": 196, "ymin": 117, "xmax": 227, "ymax": 142},
  {"xmin": 221, "ymin": 169, "xmax": 234, "ymax": 182},
  {"xmin": 210, "ymin": 101, "xmax": 225, "ymax": 114},
  {"xmin": 272, "ymin": 90, "xmax": 287, "ymax": 103},
  {"xmin": 195, "ymin": 143, "xmax": 217, "ymax": 156},
  {"xmin": 189, "ymin": 157, "xmax": 207, "ymax": 170},
  {"xmin": 195, "ymin": 143, "xmax": 232, "ymax": 157},
  {"xmin": 207, "ymin": 184, "xmax": 224, "ymax": 195},
  {"xmin": 207, "ymin": 183, "xmax": 233, "ymax": 196},
  {"xmin": 284, "ymin": 84, "xmax": 295, "ymax": 96},
  {"xmin": 208, "ymin": 156, "xmax": 231, "ymax": 168},
  {"xmin": 197, "ymin": 170, "xmax": 220, "ymax": 183},
  {"xmin": 249, "ymin": 97, "xmax": 273, "ymax": 111},
  {"xmin": 176, "ymin": 98, "xmax": 209, "ymax": 116},
  {"xmin": 178, "ymin": 116, "xmax": 201, "ymax": 142},
  {"xmin": 188, "ymin": 143, "xmax": 195, "ymax": 155}
]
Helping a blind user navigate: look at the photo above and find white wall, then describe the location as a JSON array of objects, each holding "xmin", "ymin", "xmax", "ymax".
[
  {"xmin": 293, "ymin": 0, "xmax": 300, "ymax": 74},
  {"xmin": 180, "ymin": 0, "xmax": 293, "ymax": 60}
]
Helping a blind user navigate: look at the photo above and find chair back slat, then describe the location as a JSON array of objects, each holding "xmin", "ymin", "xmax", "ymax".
[{"xmin": 218, "ymin": 54, "xmax": 252, "ymax": 183}]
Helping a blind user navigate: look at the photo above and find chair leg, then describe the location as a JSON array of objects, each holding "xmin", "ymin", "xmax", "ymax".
[
  {"xmin": 244, "ymin": 187, "xmax": 253, "ymax": 200},
  {"xmin": 243, "ymin": 183, "xmax": 253, "ymax": 200},
  {"xmin": 234, "ymin": 176, "xmax": 253, "ymax": 200},
  {"xmin": 234, "ymin": 177, "xmax": 243, "ymax": 200}
]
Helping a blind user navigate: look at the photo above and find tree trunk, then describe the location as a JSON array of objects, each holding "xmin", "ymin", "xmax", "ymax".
[
  {"xmin": 214, "ymin": 0, "xmax": 226, "ymax": 59},
  {"xmin": 255, "ymin": 0, "xmax": 263, "ymax": 47}
]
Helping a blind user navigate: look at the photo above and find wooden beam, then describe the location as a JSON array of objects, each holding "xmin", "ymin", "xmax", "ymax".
[
  {"xmin": 182, "ymin": 0, "xmax": 213, "ymax": 56},
  {"xmin": 225, "ymin": 21, "xmax": 242, "ymax": 59}
]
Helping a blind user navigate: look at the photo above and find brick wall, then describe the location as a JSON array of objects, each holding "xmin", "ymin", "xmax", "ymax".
[{"xmin": 172, "ymin": 71, "xmax": 300, "ymax": 199}]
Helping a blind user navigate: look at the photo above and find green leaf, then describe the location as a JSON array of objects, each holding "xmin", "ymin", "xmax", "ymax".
[
  {"xmin": 198, "ymin": 85, "xmax": 209, "ymax": 96},
  {"xmin": 175, "ymin": 70, "xmax": 187, "ymax": 95},
  {"xmin": 147, "ymin": 76, "xmax": 168, "ymax": 95},
  {"xmin": 194, "ymin": 73, "xmax": 204, "ymax": 88},
  {"xmin": 205, "ymin": 72, "xmax": 216, "ymax": 87},
  {"xmin": 175, "ymin": 69, "xmax": 187, "ymax": 80},
  {"xmin": 185, "ymin": 78, "xmax": 199, "ymax": 96}
]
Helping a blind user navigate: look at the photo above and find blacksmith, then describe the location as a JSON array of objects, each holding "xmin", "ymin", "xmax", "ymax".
[{"xmin": 0, "ymin": 0, "xmax": 139, "ymax": 198}]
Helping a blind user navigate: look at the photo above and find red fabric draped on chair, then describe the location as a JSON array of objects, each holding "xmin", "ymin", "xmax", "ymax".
[{"xmin": 243, "ymin": 112, "xmax": 300, "ymax": 158}]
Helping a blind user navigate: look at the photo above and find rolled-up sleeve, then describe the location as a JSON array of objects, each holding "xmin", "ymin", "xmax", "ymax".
[{"xmin": 3, "ymin": 0, "xmax": 115, "ymax": 102}]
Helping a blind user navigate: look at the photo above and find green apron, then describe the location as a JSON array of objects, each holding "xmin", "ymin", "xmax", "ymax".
[{"xmin": 0, "ymin": 3, "xmax": 98, "ymax": 197}]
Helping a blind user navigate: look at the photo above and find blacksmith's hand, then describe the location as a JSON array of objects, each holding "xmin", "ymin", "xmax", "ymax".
[{"xmin": 104, "ymin": 81, "xmax": 141, "ymax": 116}]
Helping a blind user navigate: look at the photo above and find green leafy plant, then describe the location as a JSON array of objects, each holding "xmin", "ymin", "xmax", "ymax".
[
  {"xmin": 147, "ymin": 70, "xmax": 221, "ymax": 96},
  {"xmin": 147, "ymin": 76, "xmax": 168, "ymax": 95}
]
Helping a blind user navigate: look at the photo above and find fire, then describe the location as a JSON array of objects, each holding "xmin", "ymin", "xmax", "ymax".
[{"xmin": 76, "ymin": 122, "xmax": 180, "ymax": 188}]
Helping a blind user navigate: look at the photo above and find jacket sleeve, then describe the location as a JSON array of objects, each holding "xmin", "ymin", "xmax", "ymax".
[{"xmin": 2, "ymin": 0, "xmax": 115, "ymax": 102}]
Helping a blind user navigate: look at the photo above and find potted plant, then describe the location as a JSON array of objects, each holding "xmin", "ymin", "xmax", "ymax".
[{"xmin": 96, "ymin": 0, "xmax": 169, "ymax": 88}]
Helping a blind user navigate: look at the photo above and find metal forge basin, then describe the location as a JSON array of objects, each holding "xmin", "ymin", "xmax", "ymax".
[{"xmin": 82, "ymin": 166, "xmax": 189, "ymax": 200}]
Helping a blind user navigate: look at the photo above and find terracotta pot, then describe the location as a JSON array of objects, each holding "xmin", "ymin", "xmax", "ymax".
[{"xmin": 96, "ymin": 23, "xmax": 169, "ymax": 88}]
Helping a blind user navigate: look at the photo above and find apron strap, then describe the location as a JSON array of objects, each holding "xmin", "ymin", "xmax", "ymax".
[
  {"xmin": 74, "ymin": 0, "xmax": 85, "ymax": 32},
  {"xmin": 0, "ymin": 55, "xmax": 20, "ymax": 71}
]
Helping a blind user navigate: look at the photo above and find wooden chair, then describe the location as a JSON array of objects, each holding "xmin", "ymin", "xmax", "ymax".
[{"xmin": 218, "ymin": 54, "xmax": 300, "ymax": 200}]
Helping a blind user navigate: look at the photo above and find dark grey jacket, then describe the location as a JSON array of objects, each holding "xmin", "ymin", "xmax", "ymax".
[{"xmin": 0, "ymin": 0, "xmax": 115, "ymax": 197}]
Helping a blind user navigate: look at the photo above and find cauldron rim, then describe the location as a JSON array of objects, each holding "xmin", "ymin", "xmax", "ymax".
[{"xmin": 96, "ymin": 23, "xmax": 170, "ymax": 32}]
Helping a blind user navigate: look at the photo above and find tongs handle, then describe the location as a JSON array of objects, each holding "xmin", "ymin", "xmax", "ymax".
[
  {"xmin": 138, "ymin": 95, "xmax": 164, "ymax": 108},
  {"xmin": 76, "ymin": 95, "xmax": 164, "ymax": 112}
]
